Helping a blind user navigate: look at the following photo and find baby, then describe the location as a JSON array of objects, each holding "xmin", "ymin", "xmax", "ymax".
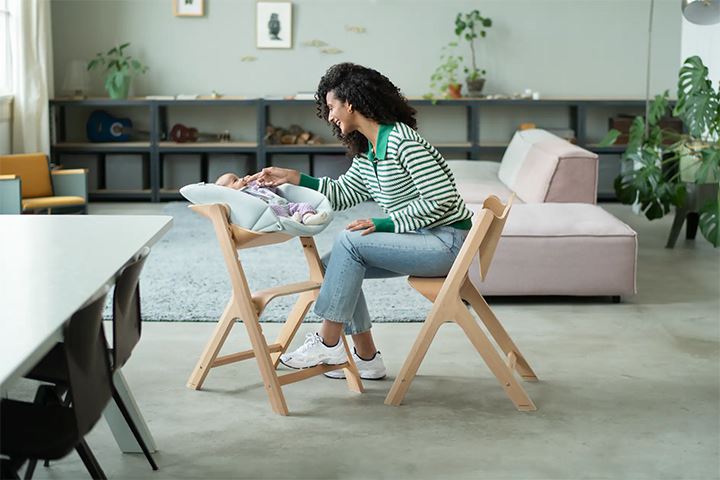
[{"xmin": 215, "ymin": 173, "xmax": 328, "ymax": 225}]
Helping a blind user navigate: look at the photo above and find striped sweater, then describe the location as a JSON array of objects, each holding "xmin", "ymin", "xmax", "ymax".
[{"xmin": 299, "ymin": 122, "xmax": 473, "ymax": 233}]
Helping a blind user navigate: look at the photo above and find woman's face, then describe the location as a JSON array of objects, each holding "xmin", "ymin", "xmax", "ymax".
[{"xmin": 326, "ymin": 91, "xmax": 355, "ymax": 135}]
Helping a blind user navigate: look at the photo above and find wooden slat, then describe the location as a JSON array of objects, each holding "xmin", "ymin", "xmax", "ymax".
[
  {"xmin": 211, "ymin": 343, "xmax": 283, "ymax": 367},
  {"xmin": 252, "ymin": 280, "xmax": 321, "ymax": 313},
  {"xmin": 277, "ymin": 363, "xmax": 349, "ymax": 386}
]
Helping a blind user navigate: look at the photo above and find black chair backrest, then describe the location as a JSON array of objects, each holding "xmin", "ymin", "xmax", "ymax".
[
  {"xmin": 63, "ymin": 289, "xmax": 114, "ymax": 437},
  {"xmin": 112, "ymin": 247, "xmax": 150, "ymax": 371}
]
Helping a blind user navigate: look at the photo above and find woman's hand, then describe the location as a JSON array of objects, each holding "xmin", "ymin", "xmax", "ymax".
[
  {"xmin": 246, "ymin": 167, "xmax": 300, "ymax": 187},
  {"xmin": 346, "ymin": 219, "xmax": 376, "ymax": 236}
]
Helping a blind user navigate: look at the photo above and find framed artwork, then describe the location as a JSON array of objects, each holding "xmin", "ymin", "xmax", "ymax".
[
  {"xmin": 174, "ymin": 0, "xmax": 204, "ymax": 17},
  {"xmin": 256, "ymin": 1, "xmax": 292, "ymax": 49}
]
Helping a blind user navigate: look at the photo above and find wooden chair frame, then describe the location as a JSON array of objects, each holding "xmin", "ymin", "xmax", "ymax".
[
  {"xmin": 186, "ymin": 203, "xmax": 363, "ymax": 416},
  {"xmin": 385, "ymin": 195, "xmax": 538, "ymax": 411}
]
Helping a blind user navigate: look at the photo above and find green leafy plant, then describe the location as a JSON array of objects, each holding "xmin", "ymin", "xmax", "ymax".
[
  {"xmin": 87, "ymin": 43, "xmax": 148, "ymax": 99},
  {"xmin": 427, "ymin": 42, "xmax": 464, "ymax": 99},
  {"xmin": 454, "ymin": 9, "xmax": 492, "ymax": 81},
  {"xmin": 600, "ymin": 56, "xmax": 720, "ymax": 247}
]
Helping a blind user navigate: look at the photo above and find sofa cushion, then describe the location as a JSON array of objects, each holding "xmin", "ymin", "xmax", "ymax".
[
  {"xmin": 447, "ymin": 160, "xmax": 518, "ymax": 204},
  {"xmin": 497, "ymin": 129, "xmax": 598, "ymax": 204},
  {"xmin": 467, "ymin": 203, "xmax": 637, "ymax": 296}
]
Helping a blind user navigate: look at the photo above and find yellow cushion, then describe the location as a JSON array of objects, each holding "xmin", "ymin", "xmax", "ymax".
[
  {"xmin": 22, "ymin": 196, "xmax": 86, "ymax": 210},
  {"xmin": 0, "ymin": 153, "xmax": 53, "ymax": 198}
]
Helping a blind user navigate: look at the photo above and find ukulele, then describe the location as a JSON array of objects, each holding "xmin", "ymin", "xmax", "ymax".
[{"xmin": 169, "ymin": 123, "xmax": 231, "ymax": 143}]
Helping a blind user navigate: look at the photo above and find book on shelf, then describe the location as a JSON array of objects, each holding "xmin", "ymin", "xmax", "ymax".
[
  {"xmin": 293, "ymin": 92, "xmax": 316, "ymax": 100},
  {"xmin": 176, "ymin": 94, "xmax": 200, "ymax": 100},
  {"xmin": 145, "ymin": 95, "xmax": 175, "ymax": 100}
]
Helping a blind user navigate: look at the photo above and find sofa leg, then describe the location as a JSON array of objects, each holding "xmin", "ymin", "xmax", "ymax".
[{"xmin": 611, "ymin": 296, "xmax": 621, "ymax": 304}]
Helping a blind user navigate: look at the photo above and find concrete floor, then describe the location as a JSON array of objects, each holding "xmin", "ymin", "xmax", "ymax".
[{"xmin": 9, "ymin": 202, "xmax": 720, "ymax": 479}]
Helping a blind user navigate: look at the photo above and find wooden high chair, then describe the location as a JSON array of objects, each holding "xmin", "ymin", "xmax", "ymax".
[
  {"xmin": 186, "ymin": 203, "xmax": 363, "ymax": 416},
  {"xmin": 385, "ymin": 195, "xmax": 538, "ymax": 411}
]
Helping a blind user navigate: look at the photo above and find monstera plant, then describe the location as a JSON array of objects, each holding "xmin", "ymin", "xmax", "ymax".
[{"xmin": 601, "ymin": 56, "xmax": 720, "ymax": 247}]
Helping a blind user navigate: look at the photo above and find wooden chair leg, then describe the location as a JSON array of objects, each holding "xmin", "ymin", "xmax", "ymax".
[
  {"xmin": 187, "ymin": 296, "xmax": 239, "ymax": 390},
  {"xmin": 460, "ymin": 280, "xmax": 538, "ymax": 381},
  {"xmin": 453, "ymin": 302, "xmax": 536, "ymax": 411},
  {"xmin": 341, "ymin": 336, "xmax": 364, "ymax": 393},
  {"xmin": 270, "ymin": 291, "xmax": 316, "ymax": 368},
  {"xmin": 242, "ymin": 317, "xmax": 289, "ymax": 416},
  {"xmin": 384, "ymin": 309, "xmax": 446, "ymax": 406}
]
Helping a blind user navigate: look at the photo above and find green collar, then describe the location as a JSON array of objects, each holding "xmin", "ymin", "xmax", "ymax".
[{"xmin": 367, "ymin": 123, "xmax": 394, "ymax": 161}]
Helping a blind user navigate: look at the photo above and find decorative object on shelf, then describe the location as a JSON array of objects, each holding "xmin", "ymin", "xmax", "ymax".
[
  {"xmin": 427, "ymin": 42, "xmax": 464, "ymax": 99},
  {"xmin": 600, "ymin": 56, "xmax": 719, "ymax": 247},
  {"xmin": 345, "ymin": 25, "xmax": 366, "ymax": 33},
  {"xmin": 453, "ymin": 9, "xmax": 492, "ymax": 97},
  {"xmin": 211, "ymin": 90, "xmax": 223, "ymax": 99},
  {"xmin": 264, "ymin": 124, "xmax": 322, "ymax": 145},
  {"xmin": 256, "ymin": 1, "xmax": 292, "ymax": 49},
  {"xmin": 169, "ymin": 123, "xmax": 231, "ymax": 143},
  {"xmin": 301, "ymin": 39, "xmax": 328, "ymax": 47},
  {"xmin": 62, "ymin": 60, "xmax": 89, "ymax": 99},
  {"xmin": 87, "ymin": 43, "xmax": 149, "ymax": 99},
  {"xmin": 173, "ymin": 0, "xmax": 204, "ymax": 17},
  {"xmin": 240, "ymin": 55, "xmax": 258, "ymax": 62},
  {"xmin": 320, "ymin": 47, "xmax": 343, "ymax": 55},
  {"xmin": 86, "ymin": 110, "xmax": 133, "ymax": 142}
]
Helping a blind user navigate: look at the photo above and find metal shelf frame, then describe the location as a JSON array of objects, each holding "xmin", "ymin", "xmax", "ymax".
[{"xmin": 49, "ymin": 97, "xmax": 663, "ymax": 202}]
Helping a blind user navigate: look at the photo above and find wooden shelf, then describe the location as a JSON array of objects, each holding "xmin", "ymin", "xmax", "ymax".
[{"xmin": 158, "ymin": 141, "xmax": 257, "ymax": 152}]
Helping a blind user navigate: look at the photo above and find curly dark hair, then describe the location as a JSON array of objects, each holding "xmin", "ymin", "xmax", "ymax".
[{"xmin": 315, "ymin": 63, "xmax": 417, "ymax": 157}]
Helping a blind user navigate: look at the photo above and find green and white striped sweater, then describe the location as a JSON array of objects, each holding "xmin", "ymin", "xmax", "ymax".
[{"xmin": 299, "ymin": 122, "xmax": 473, "ymax": 233}]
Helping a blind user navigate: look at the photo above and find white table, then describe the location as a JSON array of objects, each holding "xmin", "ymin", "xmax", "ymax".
[{"xmin": 0, "ymin": 214, "xmax": 173, "ymax": 453}]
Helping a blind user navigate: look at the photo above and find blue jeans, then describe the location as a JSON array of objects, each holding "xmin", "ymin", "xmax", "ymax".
[{"xmin": 314, "ymin": 226, "xmax": 469, "ymax": 335}]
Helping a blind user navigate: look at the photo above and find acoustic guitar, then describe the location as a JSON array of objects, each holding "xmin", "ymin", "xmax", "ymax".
[
  {"xmin": 86, "ymin": 110, "xmax": 136, "ymax": 142},
  {"xmin": 169, "ymin": 124, "xmax": 231, "ymax": 143}
]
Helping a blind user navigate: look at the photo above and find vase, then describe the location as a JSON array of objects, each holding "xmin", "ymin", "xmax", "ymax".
[
  {"xmin": 107, "ymin": 74, "xmax": 132, "ymax": 100},
  {"xmin": 466, "ymin": 78, "xmax": 486, "ymax": 97}
]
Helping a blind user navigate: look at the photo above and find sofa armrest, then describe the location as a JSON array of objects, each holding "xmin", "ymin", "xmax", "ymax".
[
  {"xmin": 0, "ymin": 174, "xmax": 22, "ymax": 214},
  {"xmin": 51, "ymin": 169, "xmax": 88, "ymax": 200}
]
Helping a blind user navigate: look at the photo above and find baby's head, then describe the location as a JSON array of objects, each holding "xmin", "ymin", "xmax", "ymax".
[{"xmin": 216, "ymin": 172, "xmax": 246, "ymax": 190}]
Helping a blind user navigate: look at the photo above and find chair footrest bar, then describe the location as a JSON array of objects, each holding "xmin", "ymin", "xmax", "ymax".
[
  {"xmin": 277, "ymin": 363, "xmax": 349, "ymax": 386},
  {"xmin": 212, "ymin": 343, "xmax": 283, "ymax": 367}
]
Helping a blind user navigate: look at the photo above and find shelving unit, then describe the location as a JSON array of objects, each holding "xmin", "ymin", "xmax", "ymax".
[{"xmin": 50, "ymin": 97, "xmax": 657, "ymax": 202}]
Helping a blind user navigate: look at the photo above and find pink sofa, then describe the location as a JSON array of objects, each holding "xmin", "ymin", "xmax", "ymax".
[{"xmin": 449, "ymin": 129, "xmax": 637, "ymax": 300}]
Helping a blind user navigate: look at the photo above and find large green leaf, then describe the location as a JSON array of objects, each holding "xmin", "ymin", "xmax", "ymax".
[
  {"xmin": 648, "ymin": 91, "xmax": 669, "ymax": 126},
  {"xmin": 674, "ymin": 56, "xmax": 719, "ymax": 138},
  {"xmin": 698, "ymin": 196, "xmax": 719, "ymax": 247}
]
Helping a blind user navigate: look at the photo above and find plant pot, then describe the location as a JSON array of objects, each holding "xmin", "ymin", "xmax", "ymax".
[
  {"xmin": 466, "ymin": 78, "xmax": 485, "ymax": 97},
  {"xmin": 107, "ymin": 74, "xmax": 132, "ymax": 99},
  {"xmin": 679, "ymin": 143, "xmax": 717, "ymax": 183},
  {"xmin": 447, "ymin": 83, "xmax": 462, "ymax": 99}
]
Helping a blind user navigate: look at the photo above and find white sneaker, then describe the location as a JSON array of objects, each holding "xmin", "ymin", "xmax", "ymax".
[
  {"xmin": 279, "ymin": 333, "xmax": 348, "ymax": 369},
  {"xmin": 324, "ymin": 349, "xmax": 387, "ymax": 380}
]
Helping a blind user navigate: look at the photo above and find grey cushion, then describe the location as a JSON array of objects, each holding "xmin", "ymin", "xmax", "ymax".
[{"xmin": 179, "ymin": 182, "xmax": 333, "ymax": 236}]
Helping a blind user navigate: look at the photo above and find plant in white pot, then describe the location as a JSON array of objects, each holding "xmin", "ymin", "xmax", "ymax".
[
  {"xmin": 454, "ymin": 9, "xmax": 492, "ymax": 97},
  {"xmin": 601, "ymin": 56, "xmax": 719, "ymax": 247},
  {"xmin": 87, "ymin": 43, "xmax": 149, "ymax": 99}
]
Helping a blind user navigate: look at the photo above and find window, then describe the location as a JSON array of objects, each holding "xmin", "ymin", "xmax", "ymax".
[{"xmin": 0, "ymin": 0, "xmax": 11, "ymax": 94}]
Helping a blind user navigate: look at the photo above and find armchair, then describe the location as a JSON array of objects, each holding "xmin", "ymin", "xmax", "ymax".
[{"xmin": 0, "ymin": 153, "xmax": 88, "ymax": 214}]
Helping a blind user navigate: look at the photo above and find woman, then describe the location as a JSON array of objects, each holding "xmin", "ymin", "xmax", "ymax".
[{"xmin": 251, "ymin": 63, "xmax": 473, "ymax": 380}]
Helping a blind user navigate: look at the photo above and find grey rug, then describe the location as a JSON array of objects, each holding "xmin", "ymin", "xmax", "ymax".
[{"xmin": 118, "ymin": 201, "xmax": 428, "ymax": 322}]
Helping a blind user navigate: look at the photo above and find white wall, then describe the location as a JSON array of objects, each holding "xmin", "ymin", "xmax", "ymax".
[{"xmin": 50, "ymin": 0, "xmax": 682, "ymax": 99}]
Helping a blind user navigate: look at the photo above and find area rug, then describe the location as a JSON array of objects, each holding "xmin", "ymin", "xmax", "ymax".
[{"xmin": 117, "ymin": 202, "xmax": 430, "ymax": 322}]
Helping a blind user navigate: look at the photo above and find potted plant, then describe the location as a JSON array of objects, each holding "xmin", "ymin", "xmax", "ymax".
[
  {"xmin": 87, "ymin": 43, "xmax": 149, "ymax": 99},
  {"xmin": 428, "ymin": 42, "xmax": 464, "ymax": 99},
  {"xmin": 454, "ymin": 9, "xmax": 492, "ymax": 97},
  {"xmin": 600, "ymin": 55, "xmax": 719, "ymax": 247}
]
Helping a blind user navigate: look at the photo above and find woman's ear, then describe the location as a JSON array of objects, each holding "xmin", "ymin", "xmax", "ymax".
[{"xmin": 347, "ymin": 103, "xmax": 353, "ymax": 113}]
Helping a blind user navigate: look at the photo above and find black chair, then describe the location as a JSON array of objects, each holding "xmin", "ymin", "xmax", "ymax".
[
  {"xmin": 1, "ymin": 289, "xmax": 113, "ymax": 480},
  {"xmin": 23, "ymin": 247, "xmax": 158, "ymax": 474}
]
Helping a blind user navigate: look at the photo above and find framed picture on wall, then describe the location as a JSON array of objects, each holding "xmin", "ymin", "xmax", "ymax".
[
  {"xmin": 256, "ymin": 1, "xmax": 292, "ymax": 49},
  {"xmin": 174, "ymin": 0, "xmax": 204, "ymax": 17}
]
